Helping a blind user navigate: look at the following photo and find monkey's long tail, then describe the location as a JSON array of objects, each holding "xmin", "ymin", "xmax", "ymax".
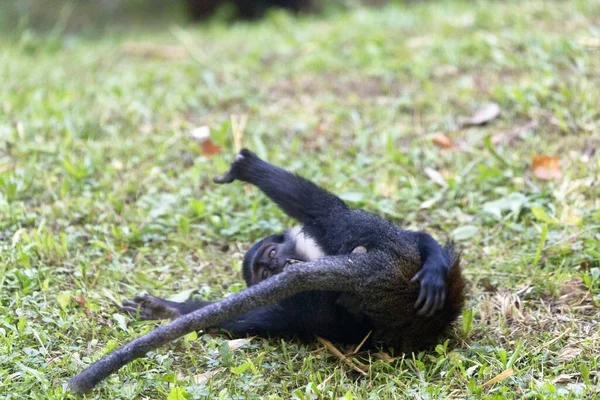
[
  {"xmin": 68, "ymin": 254, "xmax": 368, "ymax": 393},
  {"xmin": 67, "ymin": 274, "xmax": 293, "ymax": 393}
]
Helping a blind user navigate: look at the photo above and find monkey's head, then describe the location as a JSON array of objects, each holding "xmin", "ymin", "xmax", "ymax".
[{"xmin": 242, "ymin": 232, "xmax": 305, "ymax": 286}]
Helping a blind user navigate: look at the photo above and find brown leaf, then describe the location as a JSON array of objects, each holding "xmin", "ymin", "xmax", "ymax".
[
  {"xmin": 552, "ymin": 373, "xmax": 579, "ymax": 384},
  {"xmin": 200, "ymin": 138, "xmax": 221, "ymax": 157},
  {"xmin": 227, "ymin": 337, "xmax": 254, "ymax": 351},
  {"xmin": 491, "ymin": 120, "xmax": 538, "ymax": 145},
  {"xmin": 431, "ymin": 132, "xmax": 454, "ymax": 149},
  {"xmin": 557, "ymin": 278, "xmax": 587, "ymax": 306},
  {"xmin": 532, "ymin": 155, "xmax": 562, "ymax": 181},
  {"xmin": 460, "ymin": 102, "xmax": 501, "ymax": 126},
  {"xmin": 73, "ymin": 295, "xmax": 90, "ymax": 318},
  {"xmin": 374, "ymin": 352, "xmax": 394, "ymax": 363},
  {"xmin": 557, "ymin": 347, "xmax": 582, "ymax": 362},
  {"xmin": 73, "ymin": 295, "xmax": 87, "ymax": 308}
]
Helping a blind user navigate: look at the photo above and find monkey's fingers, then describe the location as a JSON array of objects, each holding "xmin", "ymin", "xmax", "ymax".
[
  {"xmin": 426, "ymin": 292, "xmax": 442, "ymax": 317},
  {"xmin": 437, "ymin": 290, "xmax": 446, "ymax": 312},
  {"xmin": 414, "ymin": 282, "xmax": 427, "ymax": 311},
  {"xmin": 416, "ymin": 292, "xmax": 435, "ymax": 316},
  {"xmin": 213, "ymin": 151, "xmax": 249, "ymax": 184},
  {"xmin": 122, "ymin": 295, "xmax": 181, "ymax": 320},
  {"xmin": 412, "ymin": 270, "xmax": 426, "ymax": 307},
  {"xmin": 419, "ymin": 285, "xmax": 448, "ymax": 316},
  {"xmin": 122, "ymin": 303, "xmax": 154, "ymax": 320},
  {"xmin": 213, "ymin": 171, "xmax": 235, "ymax": 184}
]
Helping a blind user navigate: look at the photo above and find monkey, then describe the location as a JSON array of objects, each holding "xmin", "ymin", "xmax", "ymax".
[
  {"xmin": 68, "ymin": 149, "xmax": 465, "ymax": 393},
  {"xmin": 119, "ymin": 231, "xmax": 435, "ymax": 340}
]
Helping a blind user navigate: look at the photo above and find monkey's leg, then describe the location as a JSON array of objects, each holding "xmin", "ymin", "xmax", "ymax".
[
  {"xmin": 214, "ymin": 149, "xmax": 349, "ymax": 223},
  {"xmin": 68, "ymin": 252, "xmax": 386, "ymax": 394},
  {"xmin": 125, "ymin": 292, "xmax": 370, "ymax": 343}
]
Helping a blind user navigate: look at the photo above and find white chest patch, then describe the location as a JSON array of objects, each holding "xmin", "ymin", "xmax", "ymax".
[{"xmin": 289, "ymin": 226, "xmax": 325, "ymax": 261}]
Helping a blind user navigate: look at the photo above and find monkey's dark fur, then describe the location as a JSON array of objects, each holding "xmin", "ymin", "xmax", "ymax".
[
  {"xmin": 68, "ymin": 149, "xmax": 465, "ymax": 393},
  {"xmin": 186, "ymin": 0, "xmax": 311, "ymax": 20}
]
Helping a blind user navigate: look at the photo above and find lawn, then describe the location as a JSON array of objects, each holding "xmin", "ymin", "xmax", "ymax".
[{"xmin": 1, "ymin": 1, "xmax": 599, "ymax": 398}]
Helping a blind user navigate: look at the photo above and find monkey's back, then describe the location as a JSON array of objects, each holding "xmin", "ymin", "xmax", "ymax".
[
  {"xmin": 361, "ymin": 244, "xmax": 465, "ymax": 351},
  {"xmin": 329, "ymin": 211, "xmax": 466, "ymax": 351},
  {"xmin": 304, "ymin": 208, "xmax": 466, "ymax": 351}
]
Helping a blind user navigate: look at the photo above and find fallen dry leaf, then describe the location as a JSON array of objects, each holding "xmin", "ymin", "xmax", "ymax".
[
  {"xmin": 227, "ymin": 337, "xmax": 254, "ymax": 351},
  {"xmin": 460, "ymin": 102, "xmax": 501, "ymax": 126},
  {"xmin": 200, "ymin": 139, "xmax": 221, "ymax": 156},
  {"xmin": 532, "ymin": 155, "xmax": 562, "ymax": 181},
  {"xmin": 73, "ymin": 295, "xmax": 87, "ymax": 308},
  {"xmin": 552, "ymin": 373, "xmax": 580, "ymax": 384},
  {"xmin": 557, "ymin": 347, "xmax": 582, "ymax": 362},
  {"xmin": 431, "ymin": 132, "xmax": 454, "ymax": 149},
  {"xmin": 192, "ymin": 368, "xmax": 225, "ymax": 384},
  {"xmin": 424, "ymin": 167, "xmax": 448, "ymax": 188},
  {"xmin": 491, "ymin": 120, "xmax": 538, "ymax": 145},
  {"xmin": 374, "ymin": 352, "xmax": 394, "ymax": 363},
  {"xmin": 73, "ymin": 295, "xmax": 90, "ymax": 318}
]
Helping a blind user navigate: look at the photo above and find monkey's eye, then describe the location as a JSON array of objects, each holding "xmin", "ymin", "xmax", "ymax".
[{"xmin": 268, "ymin": 249, "xmax": 276, "ymax": 258}]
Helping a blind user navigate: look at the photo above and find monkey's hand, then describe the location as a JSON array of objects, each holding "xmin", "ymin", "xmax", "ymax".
[
  {"xmin": 213, "ymin": 149, "xmax": 258, "ymax": 184},
  {"xmin": 122, "ymin": 294, "xmax": 183, "ymax": 321},
  {"xmin": 411, "ymin": 258, "xmax": 449, "ymax": 317}
]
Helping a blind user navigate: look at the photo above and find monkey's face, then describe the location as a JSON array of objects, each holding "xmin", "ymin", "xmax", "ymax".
[{"xmin": 243, "ymin": 233, "xmax": 304, "ymax": 286}]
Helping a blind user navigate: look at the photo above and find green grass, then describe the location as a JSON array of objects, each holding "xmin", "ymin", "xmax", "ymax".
[{"xmin": 1, "ymin": 1, "xmax": 600, "ymax": 398}]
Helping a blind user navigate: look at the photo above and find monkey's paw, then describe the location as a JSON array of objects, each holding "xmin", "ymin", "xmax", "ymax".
[
  {"xmin": 122, "ymin": 294, "xmax": 182, "ymax": 321},
  {"xmin": 213, "ymin": 149, "xmax": 257, "ymax": 184},
  {"xmin": 411, "ymin": 262, "xmax": 448, "ymax": 317}
]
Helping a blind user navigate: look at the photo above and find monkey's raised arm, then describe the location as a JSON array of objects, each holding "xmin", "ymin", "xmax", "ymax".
[
  {"xmin": 214, "ymin": 149, "xmax": 349, "ymax": 223},
  {"xmin": 68, "ymin": 252, "xmax": 385, "ymax": 394}
]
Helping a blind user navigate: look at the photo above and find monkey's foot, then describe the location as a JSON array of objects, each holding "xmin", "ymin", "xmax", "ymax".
[{"xmin": 122, "ymin": 294, "xmax": 182, "ymax": 321}]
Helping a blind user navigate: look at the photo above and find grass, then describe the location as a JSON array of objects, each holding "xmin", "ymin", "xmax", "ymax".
[{"xmin": 1, "ymin": 0, "xmax": 599, "ymax": 398}]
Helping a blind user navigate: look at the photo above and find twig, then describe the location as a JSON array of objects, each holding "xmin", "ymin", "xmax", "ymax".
[
  {"xmin": 351, "ymin": 330, "xmax": 372, "ymax": 355},
  {"xmin": 481, "ymin": 368, "xmax": 514, "ymax": 387},
  {"xmin": 316, "ymin": 336, "xmax": 367, "ymax": 376},
  {"xmin": 230, "ymin": 114, "xmax": 247, "ymax": 152}
]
